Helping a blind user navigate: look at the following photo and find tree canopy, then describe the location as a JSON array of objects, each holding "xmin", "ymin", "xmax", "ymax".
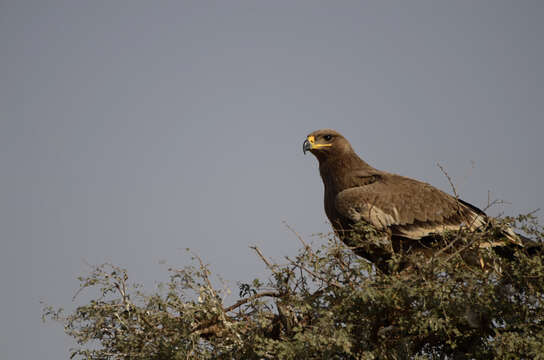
[{"xmin": 44, "ymin": 214, "xmax": 544, "ymax": 359}]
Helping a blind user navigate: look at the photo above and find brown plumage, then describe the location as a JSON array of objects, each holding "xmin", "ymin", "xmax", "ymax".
[{"xmin": 303, "ymin": 129, "xmax": 524, "ymax": 270}]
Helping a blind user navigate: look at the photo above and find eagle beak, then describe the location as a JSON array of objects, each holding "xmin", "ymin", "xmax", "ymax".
[
  {"xmin": 303, "ymin": 135, "xmax": 332, "ymax": 154},
  {"xmin": 303, "ymin": 139, "xmax": 311, "ymax": 154}
]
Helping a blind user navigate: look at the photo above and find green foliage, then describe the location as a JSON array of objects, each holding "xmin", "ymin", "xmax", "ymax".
[{"xmin": 44, "ymin": 214, "xmax": 544, "ymax": 359}]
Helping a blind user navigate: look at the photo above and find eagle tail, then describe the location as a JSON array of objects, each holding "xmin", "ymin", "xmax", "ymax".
[{"xmin": 492, "ymin": 230, "xmax": 542, "ymax": 260}]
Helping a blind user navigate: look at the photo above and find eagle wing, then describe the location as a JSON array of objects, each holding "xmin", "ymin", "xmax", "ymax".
[{"xmin": 334, "ymin": 174, "xmax": 488, "ymax": 240}]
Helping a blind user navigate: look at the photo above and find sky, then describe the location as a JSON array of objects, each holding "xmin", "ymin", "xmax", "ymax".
[{"xmin": 1, "ymin": 1, "xmax": 543, "ymax": 358}]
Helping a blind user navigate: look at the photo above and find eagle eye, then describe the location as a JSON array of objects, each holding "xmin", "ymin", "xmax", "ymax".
[{"xmin": 323, "ymin": 135, "xmax": 333, "ymax": 141}]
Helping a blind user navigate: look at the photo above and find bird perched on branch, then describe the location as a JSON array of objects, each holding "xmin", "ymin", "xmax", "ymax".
[{"xmin": 303, "ymin": 129, "xmax": 534, "ymax": 271}]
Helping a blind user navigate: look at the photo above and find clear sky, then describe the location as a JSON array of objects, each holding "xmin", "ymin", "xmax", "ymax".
[{"xmin": 1, "ymin": 1, "xmax": 543, "ymax": 358}]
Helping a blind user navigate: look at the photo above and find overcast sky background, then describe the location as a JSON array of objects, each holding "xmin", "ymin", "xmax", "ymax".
[{"xmin": 1, "ymin": 1, "xmax": 543, "ymax": 358}]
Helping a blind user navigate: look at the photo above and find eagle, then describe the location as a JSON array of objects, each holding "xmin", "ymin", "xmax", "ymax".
[{"xmin": 303, "ymin": 129, "xmax": 533, "ymax": 271}]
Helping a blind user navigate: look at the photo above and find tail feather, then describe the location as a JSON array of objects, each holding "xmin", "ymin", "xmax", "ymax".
[
  {"xmin": 492, "ymin": 230, "xmax": 542, "ymax": 259},
  {"xmin": 518, "ymin": 234, "xmax": 543, "ymax": 256}
]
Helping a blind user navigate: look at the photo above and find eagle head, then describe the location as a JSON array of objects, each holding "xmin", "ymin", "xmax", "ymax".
[{"xmin": 303, "ymin": 129, "xmax": 353, "ymax": 161}]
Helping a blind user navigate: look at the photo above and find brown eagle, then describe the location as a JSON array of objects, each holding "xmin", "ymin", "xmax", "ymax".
[{"xmin": 303, "ymin": 129, "xmax": 530, "ymax": 270}]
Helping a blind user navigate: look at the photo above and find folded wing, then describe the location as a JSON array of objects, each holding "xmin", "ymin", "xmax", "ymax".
[{"xmin": 334, "ymin": 174, "xmax": 492, "ymax": 241}]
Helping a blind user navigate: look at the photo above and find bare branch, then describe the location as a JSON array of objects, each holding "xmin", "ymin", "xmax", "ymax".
[
  {"xmin": 436, "ymin": 162, "xmax": 459, "ymax": 200},
  {"xmin": 250, "ymin": 246, "xmax": 277, "ymax": 273},
  {"xmin": 224, "ymin": 291, "xmax": 281, "ymax": 313},
  {"xmin": 283, "ymin": 221, "xmax": 310, "ymax": 251}
]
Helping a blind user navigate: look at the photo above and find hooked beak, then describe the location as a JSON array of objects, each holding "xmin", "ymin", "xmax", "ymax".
[
  {"xmin": 303, "ymin": 135, "xmax": 332, "ymax": 154},
  {"xmin": 303, "ymin": 139, "xmax": 311, "ymax": 154}
]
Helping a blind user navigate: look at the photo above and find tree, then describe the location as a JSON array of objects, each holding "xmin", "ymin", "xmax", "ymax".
[{"xmin": 43, "ymin": 214, "xmax": 544, "ymax": 359}]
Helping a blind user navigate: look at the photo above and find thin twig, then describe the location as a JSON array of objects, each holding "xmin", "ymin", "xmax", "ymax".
[
  {"xmin": 192, "ymin": 252, "xmax": 225, "ymax": 314},
  {"xmin": 250, "ymin": 246, "xmax": 277, "ymax": 273},
  {"xmin": 283, "ymin": 221, "xmax": 310, "ymax": 250},
  {"xmin": 443, "ymin": 235, "xmax": 481, "ymax": 264},
  {"xmin": 437, "ymin": 162, "xmax": 459, "ymax": 200},
  {"xmin": 285, "ymin": 256, "xmax": 341, "ymax": 288}
]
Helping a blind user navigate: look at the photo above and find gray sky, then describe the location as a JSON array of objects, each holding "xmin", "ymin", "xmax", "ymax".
[{"xmin": 1, "ymin": 1, "xmax": 543, "ymax": 358}]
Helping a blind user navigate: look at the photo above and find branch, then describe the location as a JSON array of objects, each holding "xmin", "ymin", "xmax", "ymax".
[
  {"xmin": 283, "ymin": 221, "xmax": 311, "ymax": 251},
  {"xmin": 250, "ymin": 246, "xmax": 277, "ymax": 273},
  {"xmin": 436, "ymin": 162, "xmax": 459, "ymax": 200},
  {"xmin": 224, "ymin": 291, "xmax": 281, "ymax": 313}
]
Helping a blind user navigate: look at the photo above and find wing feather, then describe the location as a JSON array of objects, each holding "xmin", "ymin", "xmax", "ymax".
[{"xmin": 335, "ymin": 174, "xmax": 487, "ymax": 240}]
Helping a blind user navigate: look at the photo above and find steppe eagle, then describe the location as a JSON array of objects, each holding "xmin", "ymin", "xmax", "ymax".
[{"xmin": 303, "ymin": 129, "xmax": 531, "ymax": 271}]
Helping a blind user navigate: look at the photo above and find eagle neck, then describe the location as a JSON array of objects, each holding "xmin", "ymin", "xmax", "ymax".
[{"xmin": 319, "ymin": 152, "xmax": 376, "ymax": 192}]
